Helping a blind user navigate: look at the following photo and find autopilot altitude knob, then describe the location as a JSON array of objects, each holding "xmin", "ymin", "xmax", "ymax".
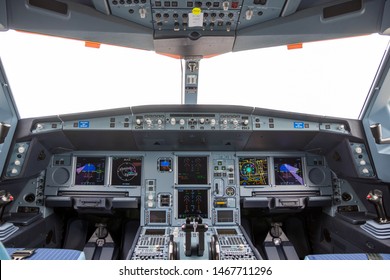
[{"xmin": 366, "ymin": 189, "xmax": 389, "ymax": 224}]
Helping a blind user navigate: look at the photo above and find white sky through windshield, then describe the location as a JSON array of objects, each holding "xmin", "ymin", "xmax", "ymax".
[{"xmin": 0, "ymin": 30, "xmax": 389, "ymax": 119}]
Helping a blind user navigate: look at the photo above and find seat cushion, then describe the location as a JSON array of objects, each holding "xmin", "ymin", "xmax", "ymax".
[
  {"xmin": 5, "ymin": 248, "xmax": 85, "ymax": 260},
  {"xmin": 305, "ymin": 253, "xmax": 390, "ymax": 260}
]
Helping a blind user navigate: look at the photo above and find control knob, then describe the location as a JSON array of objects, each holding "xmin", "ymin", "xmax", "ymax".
[
  {"xmin": 210, "ymin": 119, "xmax": 216, "ymax": 126},
  {"xmin": 179, "ymin": 119, "xmax": 185, "ymax": 126},
  {"xmin": 146, "ymin": 119, "xmax": 152, "ymax": 126},
  {"xmin": 355, "ymin": 147, "xmax": 363, "ymax": 154},
  {"xmin": 170, "ymin": 118, "xmax": 176, "ymax": 125},
  {"xmin": 136, "ymin": 119, "xmax": 142, "ymax": 125},
  {"xmin": 362, "ymin": 168, "xmax": 369, "ymax": 174},
  {"xmin": 243, "ymin": 119, "xmax": 249, "ymax": 126},
  {"xmin": 232, "ymin": 119, "xmax": 238, "ymax": 126},
  {"xmin": 199, "ymin": 118, "xmax": 205, "ymax": 125}
]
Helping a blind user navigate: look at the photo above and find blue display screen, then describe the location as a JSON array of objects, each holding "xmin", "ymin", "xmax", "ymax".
[{"xmin": 274, "ymin": 157, "xmax": 304, "ymax": 185}]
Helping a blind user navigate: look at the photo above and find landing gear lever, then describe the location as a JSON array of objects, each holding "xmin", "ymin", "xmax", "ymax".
[{"xmin": 366, "ymin": 189, "xmax": 389, "ymax": 224}]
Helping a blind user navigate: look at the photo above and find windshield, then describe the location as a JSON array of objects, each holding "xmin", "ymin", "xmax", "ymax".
[{"xmin": 0, "ymin": 30, "xmax": 388, "ymax": 119}]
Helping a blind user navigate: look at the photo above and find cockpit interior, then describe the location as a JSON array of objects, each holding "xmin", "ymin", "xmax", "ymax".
[{"xmin": 0, "ymin": 0, "xmax": 390, "ymax": 261}]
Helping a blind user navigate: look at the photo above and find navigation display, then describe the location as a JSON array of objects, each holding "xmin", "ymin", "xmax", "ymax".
[
  {"xmin": 239, "ymin": 157, "xmax": 269, "ymax": 186},
  {"xmin": 75, "ymin": 157, "xmax": 105, "ymax": 185},
  {"xmin": 111, "ymin": 157, "xmax": 142, "ymax": 186},
  {"xmin": 177, "ymin": 156, "xmax": 208, "ymax": 185},
  {"xmin": 274, "ymin": 157, "xmax": 304, "ymax": 185},
  {"xmin": 177, "ymin": 189, "xmax": 208, "ymax": 219}
]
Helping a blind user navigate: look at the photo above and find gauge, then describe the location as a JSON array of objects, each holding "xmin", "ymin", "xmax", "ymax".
[
  {"xmin": 117, "ymin": 162, "xmax": 138, "ymax": 182},
  {"xmin": 158, "ymin": 158, "xmax": 172, "ymax": 172},
  {"xmin": 225, "ymin": 186, "xmax": 235, "ymax": 196}
]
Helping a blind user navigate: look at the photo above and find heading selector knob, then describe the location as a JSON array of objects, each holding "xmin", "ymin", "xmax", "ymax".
[
  {"xmin": 170, "ymin": 118, "xmax": 176, "ymax": 125},
  {"xmin": 199, "ymin": 118, "xmax": 205, "ymax": 124},
  {"xmin": 179, "ymin": 119, "xmax": 185, "ymax": 126},
  {"xmin": 243, "ymin": 119, "xmax": 249, "ymax": 126}
]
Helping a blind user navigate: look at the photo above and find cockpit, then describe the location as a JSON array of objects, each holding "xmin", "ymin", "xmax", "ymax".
[{"xmin": 0, "ymin": 0, "xmax": 390, "ymax": 265}]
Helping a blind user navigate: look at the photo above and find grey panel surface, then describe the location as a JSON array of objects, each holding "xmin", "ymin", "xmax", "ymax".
[
  {"xmin": 7, "ymin": 0, "xmax": 154, "ymax": 50},
  {"xmin": 362, "ymin": 37, "xmax": 390, "ymax": 182},
  {"xmin": 234, "ymin": 0, "xmax": 385, "ymax": 52},
  {"xmin": 0, "ymin": 0, "xmax": 7, "ymax": 30},
  {"xmin": 44, "ymin": 150, "xmax": 332, "ymax": 227},
  {"xmin": 0, "ymin": 58, "xmax": 19, "ymax": 178},
  {"xmin": 380, "ymin": 0, "xmax": 390, "ymax": 35},
  {"xmin": 2, "ymin": 0, "xmax": 386, "ymax": 56}
]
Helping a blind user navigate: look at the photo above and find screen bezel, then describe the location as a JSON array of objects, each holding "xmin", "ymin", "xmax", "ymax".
[
  {"xmin": 175, "ymin": 188, "xmax": 210, "ymax": 220},
  {"xmin": 273, "ymin": 156, "xmax": 305, "ymax": 186},
  {"xmin": 110, "ymin": 156, "xmax": 143, "ymax": 187},
  {"xmin": 238, "ymin": 157, "xmax": 269, "ymax": 187},
  {"xmin": 147, "ymin": 210, "xmax": 169, "ymax": 225},
  {"xmin": 74, "ymin": 156, "xmax": 107, "ymax": 186},
  {"xmin": 176, "ymin": 155, "xmax": 209, "ymax": 186},
  {"xmin": 215, "ymin": 209, "xmax": 235, "ymax": 225}
]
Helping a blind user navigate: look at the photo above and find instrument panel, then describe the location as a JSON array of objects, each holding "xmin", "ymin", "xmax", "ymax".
[
  {"xmin": 43, "ymin": 151, "xmax": 333, "ymax": 219},
  {"xmin": 41, "ymin": 150, "xmax": 333, "ymax": 260}
]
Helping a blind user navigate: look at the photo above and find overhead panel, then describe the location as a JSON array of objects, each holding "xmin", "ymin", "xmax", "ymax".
[{"xmin": 103, "ymin": 0, "xmax": 288, "ymax": 38}]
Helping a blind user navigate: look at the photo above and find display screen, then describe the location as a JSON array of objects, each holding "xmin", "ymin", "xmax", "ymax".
[
  {"xmin": 177, "ymin": 156, "xmax": 208, "ymax": 185},
  {"xmin": 217, "ymin": 228, "xmax": 237, "ymax": 235},
  {"xmin": 111, "ymin": 157, "xmax": 142, "ymax": 186},
  {"xmin": 75, "ymin": 157, "xmax": 106, "ymax": 185},
  {"xmin": 149, "ymin": 210, "xmax": 167, "ymax": 224},
  {"xmin": 217, "ymin": 210, "xmax": 234, "ymax": 223},
  {"xmin": 239, "ymin": 158, "xmax": 269, "ymax": 186},
  {"xmin": 177, "ymin": 189, "xmax": 208, "ymax": 219},
  {"xmin": 274, "ymin": 157, "xmax": 304, "ymax": 185},
  {"xmin": 158, "ymin": 158, "xmax": 172, "ymax": 172},
  {"xmin": 145, "ymin": 229, "xmax": 166, "ymax": 235}
]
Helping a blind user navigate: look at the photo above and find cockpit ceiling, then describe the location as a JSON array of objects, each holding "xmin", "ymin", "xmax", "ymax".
[{"xmin": 1, "ymin": 0, "xmax": 389, "ymax": 57}]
